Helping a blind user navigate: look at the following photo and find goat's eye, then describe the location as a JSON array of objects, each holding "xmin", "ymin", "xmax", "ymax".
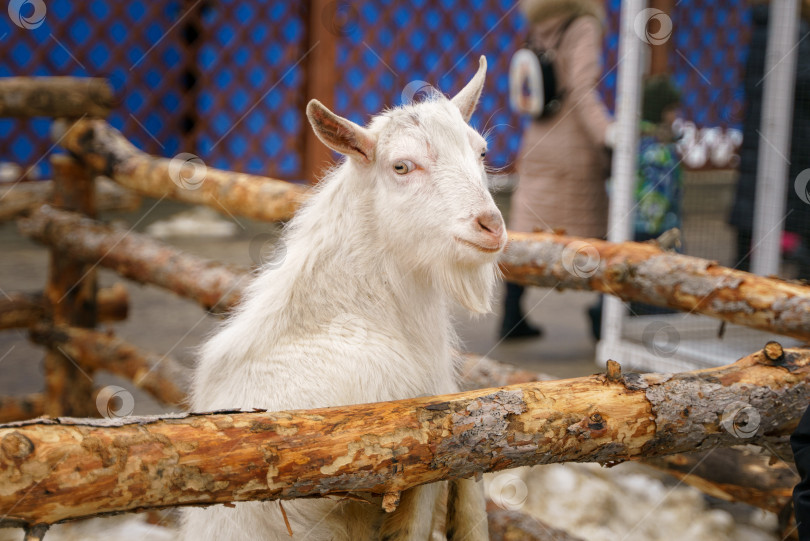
[
  {"xmin": 393, "ymin": 160, "xmax": 414, "ymax": 175},
  {"xmin": 480, "ymin": 150, "xmax": 487, "ymax": 159}
]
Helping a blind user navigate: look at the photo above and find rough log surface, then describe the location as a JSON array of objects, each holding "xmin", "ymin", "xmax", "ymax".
[
  {"xmin": 0, "ymin": 346, "xmax": 806, "ymax": 526},
  {"xmin": 501, "ymin": 231, "xmax": 810, "ymax": 342},
  {"xmin": 487, "ymin": 506, "xmax": 584, "ymax": 541},
  {"xmin": 58, "ymin": 118, "xmax": 309, "ymax": 222},
  {"xmin": 0, "ymin": 178, "xmax": 141, "ymax": 221},
  {"xmin": 466, "ymin": 355, "xmax": 799, "ymax": 514},
  {"xmin": 18, "ymin": 205, "xmax": 251, "ymax": 313},
  {"xmin": 0, "ymin": 284, "xmax": 128, "ymax": 330},
  {"xmin": 29, "ymin": 324, "xmax": 187, "ymax": 407},
  {"xmin": 0, "ymin": 77, "xmax": 113, "ymax": 118},
  {"xmin": 0, "ymin": 394, "xmax": 44, "ymax": 424},
  {"xmin": 644, "ymin": 446, "xmax": 799, "ymax": 514}
]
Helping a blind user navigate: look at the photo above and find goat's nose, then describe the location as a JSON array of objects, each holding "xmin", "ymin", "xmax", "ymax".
[{"xmin": 476, "ymin": 211, "xmax": 505, "ymax": 240}]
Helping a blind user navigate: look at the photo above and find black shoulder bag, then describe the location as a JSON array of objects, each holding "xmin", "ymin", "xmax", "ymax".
[{"xmin": 509, "ymin": 17, "xmax": 577, "ymax": 119}]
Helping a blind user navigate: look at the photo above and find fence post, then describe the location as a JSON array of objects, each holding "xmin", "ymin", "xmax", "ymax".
[
  {"xmin": 303, "ymin": 0, "xmax": 338, "ymax": 184},
  {"xmin": 750, "ymin": 0, "xmax": 800, "ymax": 276},
  {"xmin": 43, "ymin": 154, "xmax": 98, "ymax": 416},
  {"xmin": 180, "ymin": 0, "xmax": 206, "ymax": 156},
  {"xmin": 648, "ymin": 0, "xmax": 673, "ymax": 75}
]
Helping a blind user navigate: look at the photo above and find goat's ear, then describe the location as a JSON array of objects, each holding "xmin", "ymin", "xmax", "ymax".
[
  {"xmin": 306, "ymin": 99, "xmax": 376, "ymax": 164},
  {"xmin": 451, "ymin": 55, "xmax": 487, "ymax": 123}
]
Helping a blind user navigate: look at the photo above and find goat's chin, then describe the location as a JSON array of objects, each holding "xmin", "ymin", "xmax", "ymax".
[{"xmin": 438, "ymin": 260, "xmax": 499, "ymax": 314}]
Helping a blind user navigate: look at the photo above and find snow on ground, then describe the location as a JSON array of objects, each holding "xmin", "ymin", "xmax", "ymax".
[
  {"xmin": 0, "ymin": 516, "xmax": 175, "ymax": 541},
  {"xmin": 485, "ymin": 462, "xmax": 779, "ymax": 541},
  {"xmin": 145, "ymin": 207, "xmax": 238, "ymax": 239}
]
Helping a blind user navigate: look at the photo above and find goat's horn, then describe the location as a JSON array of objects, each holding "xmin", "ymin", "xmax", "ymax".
[{"xmin": 451, "ymin": 55, "xmax": 487, "ymax": 123}]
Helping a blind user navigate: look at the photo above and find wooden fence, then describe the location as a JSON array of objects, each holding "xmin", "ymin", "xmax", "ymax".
[{"xmin": 0, "ymin": 77, "xmax": 806, "ymax": 540}]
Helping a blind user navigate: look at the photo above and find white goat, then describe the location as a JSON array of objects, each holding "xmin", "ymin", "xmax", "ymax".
[{"xmin": 182, "ymin": 56, "xmax": 504, "ymax": 541}]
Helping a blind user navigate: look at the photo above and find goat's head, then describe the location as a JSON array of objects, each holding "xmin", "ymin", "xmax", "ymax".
[{"xmin": 306, "ymin": 56, "xmax": 505, "ymax": 313}]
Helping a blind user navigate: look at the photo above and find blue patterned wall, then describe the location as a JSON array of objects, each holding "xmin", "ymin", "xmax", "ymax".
[
  {"xmin": 0, "ymin": 0, "xmax": 752, "ymax": 181},
  {"xmin": 0, "ymin": 1, "xmax": 187, "ymax": 178}
]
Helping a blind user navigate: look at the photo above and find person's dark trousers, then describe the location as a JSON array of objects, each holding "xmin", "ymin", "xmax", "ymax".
[
  {"xmin": 499, "ymin": 282, "xmax": 542, "ymax": 339},
  {"xmin": 735, "ymin": 229, "xmax": 753, "ymax": 272},
  {"xmin": 587, "ymin": 295, "xmax": 603, "ymax": 341},
  {"xmin": 792, "ymin": 404, "xmax": 810, "ymax": 540},
  {"xmin": 798, "ymin": 234, "xmax": 810, "ymax": 279}
]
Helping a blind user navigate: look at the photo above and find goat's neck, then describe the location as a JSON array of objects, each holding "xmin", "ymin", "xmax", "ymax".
[
  {"xmin": 255, "ymin": 165, "xmax": 452, "ymax": 353},
  {"xmin": 317, "ymin": 175, "xmax": 443, "ymax": 316}
]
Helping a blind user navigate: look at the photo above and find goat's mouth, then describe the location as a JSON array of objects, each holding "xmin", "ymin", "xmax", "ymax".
[{"xmin": 455, "ymin": 237, "xmax": 503, "ymax": 254}]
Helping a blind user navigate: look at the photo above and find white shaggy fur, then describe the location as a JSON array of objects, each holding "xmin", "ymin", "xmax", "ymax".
[{"xmin": 182, "ymin": 56, "xmax": 502, "ymax": 541}]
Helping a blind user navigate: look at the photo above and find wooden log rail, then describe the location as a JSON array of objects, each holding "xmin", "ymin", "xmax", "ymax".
[
  {"xmin": 18, "ymin": 205, "xmax": 250, "ymax": 313},
  {"xmin": 0, "ymin": 177, "xmax": 141, "ymax": 222},
  {"xmin": 0, "ymin": 77, "xmax": 113, "ymax": 118},
  {"xmin": 501, "ymin": 231, "xmax": 810, "ymax": 342},
  {"xmin": 0, "ymin": 284, "xmax": 128, "ymax": 330},
  {"xmin": 28, "ymin": 324, "xmax": 187, "ymax": 407},
  {"xmin": 0, "ymin": 345, "xmax": 806, "ymax": 527},
  {"xmin": 463, "ymin": 355, "xmax": 799, "ymax": 515},
  {"xmin": 644, "ymin": 447, "xmax": 799, "ymax": 515},
  {"xmin": 19, "ymin": 205, "xmax": 810, "ymax": 345},
  {"xmin": 58, "ymin": 118, "xmax": 309, "ymax": 222},
  {"xmin": 2, "ymin": 345, "xmax": 788, "ymax": 515},
  {"xmin": 0, "ymin": 342, "xmax": 793, "ymax": 518}
]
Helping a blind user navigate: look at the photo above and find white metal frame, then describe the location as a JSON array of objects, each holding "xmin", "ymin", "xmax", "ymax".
[{"xmin": 597, "ymin": 0, "xmax": 800, "ymax": 371}]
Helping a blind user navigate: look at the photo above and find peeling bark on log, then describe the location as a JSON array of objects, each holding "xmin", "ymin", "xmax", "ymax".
[
  {"xmin": 644, "ymin": 446, "xmax": 799, "ymax": 514},
  {"xmin": 0, "ymin": 284, "xmax": 128, "ymax": 330},
  {"xmin": 58, "ymin": 118, "xmax": 309, "ymax": 222},
  {"xmin": 29, "ymin": 325, "xmax": 187, "ymax": 407},
  {"xmin": 466, "ymin": 356, "xmax": 800, "ymax": 515},
  {"xmin": 18, "ymin": 205, "xmax": 251, "ymax": 313},
  {"xmin": 487, "ymin": 506, "xmax": 584, "ymax": 541},
  {"xmin": 467, "ymin": 355, "xmax": 800, "ymax": 514},
  {"xmin": 501, "ymin": 231, "xmax": 810, "ymax": 342},
  {"xmin": 43, "ymin": 156, "xmax": 97, "ymax": 417},
  {"xmin": 0, "ymin": 394, "xmax": 44, "ymax": 424},
  {"xmin": 0, "ymin": 178, "xmax": 141, "ymax": 221},
  {"xmin": 0, "ymin": 77, "xmax": 113, "ymax": 118},
  {"xmin": 0, "ymin": 346, "xmax": 806, "ymax": 527}
]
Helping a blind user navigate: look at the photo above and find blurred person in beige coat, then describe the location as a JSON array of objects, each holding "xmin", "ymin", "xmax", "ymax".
[{"xmin": 501, "ymin": 0, "xmax": 614, "ymax": 339}]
